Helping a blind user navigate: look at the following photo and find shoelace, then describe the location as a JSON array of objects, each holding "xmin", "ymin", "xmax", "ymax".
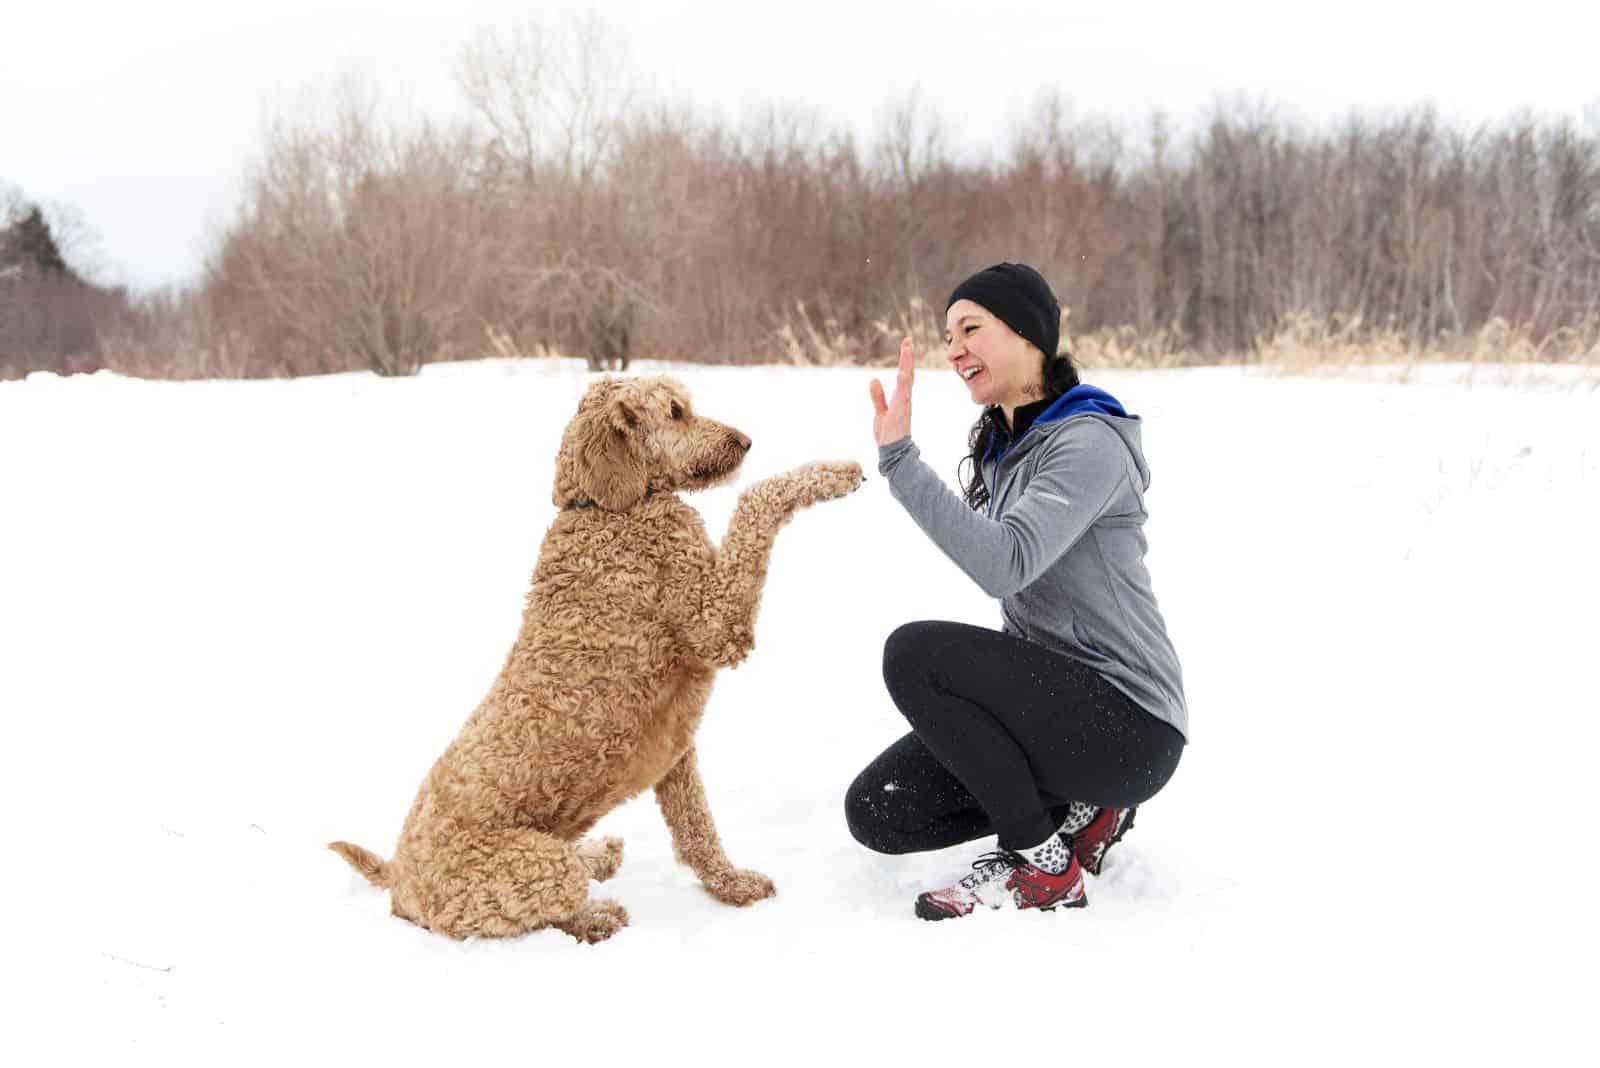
[{"xmin": 958, "ymin": 850, "xmax": 1023, "ymax": 889}]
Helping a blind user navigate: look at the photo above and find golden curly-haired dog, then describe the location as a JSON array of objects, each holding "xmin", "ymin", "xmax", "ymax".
[{"xmin": 330, "ymin": 375, "xmax": 861, "ymax": 942}]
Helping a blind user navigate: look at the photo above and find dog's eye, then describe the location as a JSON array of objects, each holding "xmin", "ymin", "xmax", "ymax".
[{"xmin": 670, "ymin": 402, "xmax": 683, "ymax": 420}]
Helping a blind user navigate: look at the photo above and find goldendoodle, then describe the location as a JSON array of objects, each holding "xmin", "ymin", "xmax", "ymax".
[{"xmin": 331, "ymin": 375, "xmax": 862, "ymax": 942}]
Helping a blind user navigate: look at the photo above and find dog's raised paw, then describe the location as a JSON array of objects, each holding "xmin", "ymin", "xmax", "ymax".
[
  {"xmin": 704, "ymin": 868, "xmax": 777, "ymax": 907},
  {"xmin": 819, "ymin": 460, "xmax": 865, "ymax": 498},
  {"xmin": 792, "ymin": 461, "xmax": 864, "ymax": 507}
]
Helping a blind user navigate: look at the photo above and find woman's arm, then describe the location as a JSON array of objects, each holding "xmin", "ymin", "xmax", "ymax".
[{"xmin": 878, "ymin": 421, "xmax": 1128, "ymax": 598}]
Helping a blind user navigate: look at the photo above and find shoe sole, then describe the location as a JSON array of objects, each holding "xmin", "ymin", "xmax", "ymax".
[
  {"xmin": 1039, "ymin": 896, "xmax": 1090, "ymax": 912},
  {"xmin": 914, "ymin": 896, "xmax": 961, "ymax": 921},
  {"xmin": 914, "ymin": 894, "xmax": 1089, "ymax": 921}
]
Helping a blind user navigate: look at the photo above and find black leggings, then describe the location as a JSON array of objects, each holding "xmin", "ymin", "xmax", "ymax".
[{"xmin": 845, "ymin": 620, "xmax": 1185, "ymax": 854}]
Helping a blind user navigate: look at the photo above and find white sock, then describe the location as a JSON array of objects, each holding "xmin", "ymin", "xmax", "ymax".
[
  {"xmin": 1015, "ymin": 833, "xmax": 1072, "ymax": 875},
  {"xmin": 1057, "ymin": 802, "xmax": 1099, "ymax": 837}
]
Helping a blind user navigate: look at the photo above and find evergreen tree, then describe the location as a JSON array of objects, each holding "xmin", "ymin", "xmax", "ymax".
[
  {"xmin": 0, "ymin": 204, "xmax": 15, "ymax": 273},
  {"xmin": 11, "ymin": 205, "xmax": 68, "ymax": 274}
]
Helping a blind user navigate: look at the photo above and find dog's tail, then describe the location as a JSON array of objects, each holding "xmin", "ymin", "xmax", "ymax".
[{"xmin": 328, "ymin": 841, "xmax": 391, "ymax": 888}]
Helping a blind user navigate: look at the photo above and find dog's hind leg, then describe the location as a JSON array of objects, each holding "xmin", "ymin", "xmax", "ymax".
[{"xmin": 401, "ymin": 828, "xmax": 628, "ymax": 943}]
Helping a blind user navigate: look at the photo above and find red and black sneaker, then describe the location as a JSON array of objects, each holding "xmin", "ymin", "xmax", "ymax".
[
  {"xmin": 914, "ymin": 848, "xmax": 1087, "ymax": 921},
  {"xmin": 1005, "ymin": 853, "xmax": 1088, "ymax": 912},
  {"xmin": 1070, "ymin": 807, "xmax": 1136, "ymax": 876}
]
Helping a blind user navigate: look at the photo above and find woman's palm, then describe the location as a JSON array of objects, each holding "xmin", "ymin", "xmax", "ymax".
[{"xmin": 870, "ymin": 338, "xmax": 916, "ymax": 446}]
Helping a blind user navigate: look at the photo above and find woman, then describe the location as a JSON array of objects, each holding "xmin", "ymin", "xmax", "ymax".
[{"xmin": 849, "ymin": 262, "xmax": 1187, "ymax": 920}]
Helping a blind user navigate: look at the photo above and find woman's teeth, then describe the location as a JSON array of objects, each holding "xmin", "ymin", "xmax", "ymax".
[{"xmin": 962, "ymin": 367, "xmax": 983, "ymax": 381}]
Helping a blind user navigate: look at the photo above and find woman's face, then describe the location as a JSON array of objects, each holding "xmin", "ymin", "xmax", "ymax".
[{"xmin": 944, "ymin": 299, "xmax": 1042, "ymax": 411}]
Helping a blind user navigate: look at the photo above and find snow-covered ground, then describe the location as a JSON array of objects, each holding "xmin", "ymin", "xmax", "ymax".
[{"xmin": 3, "ymin": 359, "xmax": 1595, "ymax": 1064}]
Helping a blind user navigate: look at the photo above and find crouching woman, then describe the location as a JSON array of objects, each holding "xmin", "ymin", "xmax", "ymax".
[{"xmin": 847, "ymin": 263, "xmax": 1188, "ymax": 920}]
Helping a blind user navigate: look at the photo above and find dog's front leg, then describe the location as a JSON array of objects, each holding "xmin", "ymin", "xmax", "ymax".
[
  {"xmin": 654, "ymin": 746, "xmax": 775, "ymax": 907},
  {"xmin": 673, "ymin": 461, "xmax": 862, "ymax": 667}
]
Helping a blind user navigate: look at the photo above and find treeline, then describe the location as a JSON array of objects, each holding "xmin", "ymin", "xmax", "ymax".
[
  {"xmin": 0, "ymin": 194, "xmax": 134, "ymax": 378},
  {"xmin": 10, "ymin": 16, "xmax": 1600, "ymax": 379}
]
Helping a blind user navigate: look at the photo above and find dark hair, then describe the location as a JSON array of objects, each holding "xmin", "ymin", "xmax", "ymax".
[{"xmin": 957, "ymin": 350, "xmax": 1080, "ymax": 511}]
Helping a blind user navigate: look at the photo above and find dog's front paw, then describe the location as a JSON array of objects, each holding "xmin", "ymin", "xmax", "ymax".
[
  {"xmin": 788, "ymin": 461, "xmax": 865, "ymax": 509},
  {"xmin": 558, "ymin": 898, "xmax": 630, "ymax": 944},
  {"xmin": 703, "ymin": 867, "xmax": 777, "ymax": 907}
]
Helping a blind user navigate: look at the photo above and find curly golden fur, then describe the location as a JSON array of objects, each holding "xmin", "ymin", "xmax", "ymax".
[{"xmin": 330, "ymin": 375, "xmax": 862, "ymax": 942}]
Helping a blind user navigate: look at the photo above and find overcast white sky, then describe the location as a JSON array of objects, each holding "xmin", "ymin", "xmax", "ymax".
[{"xmin": 4, "ymin": 0, "xmax": 1597, "ymax": 292}]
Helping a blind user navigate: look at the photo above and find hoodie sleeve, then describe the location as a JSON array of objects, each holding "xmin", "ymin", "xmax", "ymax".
[{"xmin": 877, "ymin": 421, "xmax": 1127, "ymax": 599}]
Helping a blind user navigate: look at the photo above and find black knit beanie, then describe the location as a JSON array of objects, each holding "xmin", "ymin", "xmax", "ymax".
[{"xmin": 945, "ymin": 262, "xmax": 1061, "ymax": 359}]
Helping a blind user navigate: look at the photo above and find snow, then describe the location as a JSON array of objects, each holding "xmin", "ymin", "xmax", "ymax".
[{"xmin": 3, "ymin": 358, "xmax": 1595, "ymax": 1064}]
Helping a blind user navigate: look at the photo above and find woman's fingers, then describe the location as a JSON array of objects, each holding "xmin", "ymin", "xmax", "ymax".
[
  {"xmin": 895, "ymin": 337, "xmax": 915, "ymax": 407},
  {"xmin": 871, "ymin": 339, "xmax": 915, "ymax": 446}
]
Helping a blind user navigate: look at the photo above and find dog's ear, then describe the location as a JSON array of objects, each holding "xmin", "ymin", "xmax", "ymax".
[
  {"xmin": 605, "ymin": 392, "xmax": 639, "ymax": 434},
  {"xmin": 579, "ymin": 413, "xmax": 648, "ymax": 511},
  {"xmin": 554, "ymin": 379, "xmax": 649, "ymax": 511}
]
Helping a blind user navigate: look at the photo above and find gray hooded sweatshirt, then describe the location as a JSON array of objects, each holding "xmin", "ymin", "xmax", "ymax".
[{"xmin": 878, "ymin": 385, "xmax": 1187, "ymax": 738}]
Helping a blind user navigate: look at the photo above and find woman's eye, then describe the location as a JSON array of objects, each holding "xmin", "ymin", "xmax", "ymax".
[
  {"xmin": 965, "ymin": 325, "xmax": 978, "ymax": 334},
  {"xmin": 670, "ymin": 403, "xmax": 683, "ymax": 420}
]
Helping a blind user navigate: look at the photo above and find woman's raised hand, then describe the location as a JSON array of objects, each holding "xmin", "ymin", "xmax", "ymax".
[{"xmin": 869, "ymin": 337, "xmax": 915, "ymax": 447}]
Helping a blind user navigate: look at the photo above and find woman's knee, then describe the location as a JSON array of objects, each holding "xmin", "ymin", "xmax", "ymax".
[
  {"xmin": 843, "ymin": 771, "xmax": 914, "ymax": 855},
  {"xmin": 882, "ymin": 620, "xmax": 954, "ymax": 708}
]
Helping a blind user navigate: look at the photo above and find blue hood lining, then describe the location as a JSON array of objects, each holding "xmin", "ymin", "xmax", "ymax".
[
  {"xmin": 985, "ymin": 385, "xmax": 1131, "ymax": 460},
  {"xmin": 1036, "ymin": 384, "xmax": 1129, "ymax": 424}
]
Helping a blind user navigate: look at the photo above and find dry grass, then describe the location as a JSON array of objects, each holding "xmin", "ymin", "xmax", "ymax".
[
  {"xmin": 1252, "ymin": 311, "xmax": 1600, "ymax": 385},
  {"xmin": 772, "ymin": 297, "xmax": 1212, "ymax": 371},
  {"xmin": 100, "ymin": 330, "xmax": 259, "ymax": 380},
  {"xmin": 765, "ymin": 298, "xmax": 1600, "ymax": 388},
  {"xmin": 768, "ymin": 296, "xmax": 951, "ymax": 369},
  {"xmin": 1066, "ymin": 316, "xmax": 1208, "ymax": 371},
  {"xmin": 482, "ymin": 322, "xmax": 564, "ymax": 362},
  {"xmin": 98, "ymin": 320, "xmax": 563, "ymax": 381},
  {"xmin": 772, "ymin": 299, "xmax": 865, "ymax": 367},
  {"xmin": 89, "ymin": 299, "xmax": 1600, "ymax": 387}
]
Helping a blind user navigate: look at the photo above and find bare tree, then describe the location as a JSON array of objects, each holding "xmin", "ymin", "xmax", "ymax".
[
  {"xmin": 210, "ymin": 76, "xmax": 493, "ymax": 376},
  {"xmin": 136, "ymin": 55, "xmax": 1600, "ymax": 378},
  {"xmin": 455, "ymin": 10, "xmax": 646, "ymax": 369},
  {"xmin": 456, "ymin": 10, "xmax": 632, "ymax": 187}
]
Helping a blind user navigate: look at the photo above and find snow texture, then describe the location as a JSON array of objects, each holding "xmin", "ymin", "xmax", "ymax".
[{"xmin": 2, "ymin": 358, "xmax": 1594, "ymax": 1064}]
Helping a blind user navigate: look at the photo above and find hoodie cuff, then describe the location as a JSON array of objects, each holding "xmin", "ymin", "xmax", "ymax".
[{"xmin": 877, "ymin": 436, "xmax": 918, "ymax": 477}]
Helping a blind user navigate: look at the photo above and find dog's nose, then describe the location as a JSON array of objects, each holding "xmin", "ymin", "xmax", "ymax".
[{"xmin": 735, "ymin": 432, "xmax": 752, "ymax": 451}]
